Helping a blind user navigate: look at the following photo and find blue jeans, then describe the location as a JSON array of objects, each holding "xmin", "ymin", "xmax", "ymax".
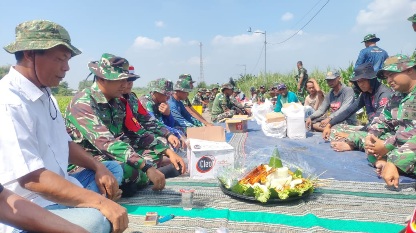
[{"xmin": 13, "ymin": 161, "xmax": 123, "ymax": 233}]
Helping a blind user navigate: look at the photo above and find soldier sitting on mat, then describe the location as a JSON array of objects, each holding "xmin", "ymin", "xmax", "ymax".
[{"xmin": 211, "ymin": 83, "xmax": 251, "ymax": 122}]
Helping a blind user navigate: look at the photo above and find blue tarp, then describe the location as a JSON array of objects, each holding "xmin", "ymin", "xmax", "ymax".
[{"xmin": 225, "ymin": 121, "xmax": 414, "ymax": 184}]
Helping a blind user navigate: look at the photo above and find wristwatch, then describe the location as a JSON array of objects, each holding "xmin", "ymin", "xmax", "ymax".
[{"xmin": 141, "ymin": 160, "xmax": 154, "ymax": 173}]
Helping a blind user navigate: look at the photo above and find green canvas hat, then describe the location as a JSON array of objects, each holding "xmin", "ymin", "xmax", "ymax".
[
  {"xmin": 149, "ymin": 78, "xmax": 173, "ymax": 95},
  {"xmin": 361, "ymin": 34, "xmax": 380, "ymax": 43},
  {"xmin": 376, "ymin": 54, "xmax": 416, "ymax": 79},
  {"xmin": 173, "ymin": 75, "xmax": 194, "ymax": 92},
  {"xmin": 4, "ymin": 20, "xmax": 81, "ymax": 57},
  {"xmin": 88, "ymin": 53, "xmax": 139, "ymax": 81},
  {"xmin": 408, "ymin": 13, "xmax": 416, "ymax": 23}
]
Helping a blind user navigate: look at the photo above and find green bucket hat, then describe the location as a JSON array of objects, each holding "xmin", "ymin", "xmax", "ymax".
[
  {"xmin": 88, "ymin": 53, "xmax": 139, "ymax": 81},
  {"xmin": 408, "ymin": 13, "xmax": 416, "ymax": 23},
  {"xmin": 361, "ymin": 34, "xmax": 380, "ymax": 43},
  {"xmin": 173, "ymin": 75, "xmax": 193, "ymax": 92},
  {"xmin": 179, "ymin": 74, "xmax": 195, "ymax": 83},
  {"xmin": 4, "ymin": 20, "xmax": 81, "ymax": 57},
  {"xmin": 149, "ymin": 78, "xmax": 173, "ymax": 95},
  {"xmin": 376, "ymin": 54, "xmax": 416, "ymax": 79}
]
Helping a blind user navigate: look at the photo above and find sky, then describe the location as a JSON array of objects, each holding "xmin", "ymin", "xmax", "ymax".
[{"xmin": 0, "ymin": 0, "xmax": 415, "ymax": 90}]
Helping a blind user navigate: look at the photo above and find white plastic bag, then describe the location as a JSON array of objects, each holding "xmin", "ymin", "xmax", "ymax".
[
  {"xmin": 261, "ymin": 120, "xmax": 287, "ymax": 138},
  {"xmin": 281, "ymin": 103, "xmax": 306, "ymax": 139},
  {"xmin": 251, "ymin": 99, "xmax": 273, "ymax": 125}
]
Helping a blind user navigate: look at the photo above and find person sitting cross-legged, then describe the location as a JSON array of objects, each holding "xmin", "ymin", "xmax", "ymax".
[
  {"xmin": 322, "ymin": 62, "xmax": 392, "ymax": 152},
  {"xmin": 363, "ymin": 55, "xmax": 416, "ymax": 188},
  {"xmin": 305, "ymin": 70, "xmax": 357, "ymax": 132}
]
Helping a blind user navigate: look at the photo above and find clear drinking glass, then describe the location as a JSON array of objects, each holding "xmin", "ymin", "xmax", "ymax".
[{"xmin": 180, "ymin": 189, "xmax": 195, "ymax": 210}]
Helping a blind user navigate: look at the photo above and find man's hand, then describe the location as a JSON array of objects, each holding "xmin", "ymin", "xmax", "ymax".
[
  {"xmin": 167, "ymin": 134, "xmax": 180, "ymax": 149},
  {"xmin": 98, "ymin": 198, "xmax": 129, "ymax": 233},
  {"xmin": 322, "ymin": 124, "xmax": 331, "ymax": 141},
  {"xmin": 379, "ymin": 161, "xmax": 400, "ymax": 188},
  {"xmin": 158, "ymin": 103, "xmax": 170, "ymax": 116},
  {"xmin": 166, "ymin": 152, "xmax": 186, "ymax": 174},
  {"xmin": 319, "ymin": 117, "xmax": 331, "ymax": 128},
  {"xmin": 365, "ymin": 134, "xmax": 389, "ymax": 158},
  {"xmin": 305, "ymin": 118, "xmax": 312, "ymax": 130},
  {"xmin": 204, "ymin": 122, "xmax": 214, "ymax": 126},
  {"xmin": 146, "ymin": 167, "xmax": 166, "ymax": 191},
  {"xmin": 94, "ymin": 164, "xmax": 122, "ymax": 201}
]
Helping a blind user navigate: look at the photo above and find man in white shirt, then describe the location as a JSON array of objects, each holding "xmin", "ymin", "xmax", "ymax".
[{"xmin": 0, "ymin": 20, "xmax": 128, "ymax": 233}]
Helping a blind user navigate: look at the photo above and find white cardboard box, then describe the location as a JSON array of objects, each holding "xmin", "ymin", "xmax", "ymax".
[{"xmin": 186, "ymin": 126, "xmax": 235, "ymax": 179}]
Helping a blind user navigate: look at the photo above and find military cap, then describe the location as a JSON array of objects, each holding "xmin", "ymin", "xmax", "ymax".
[
  {"xmin": 149, "ymin": 78, "xmax": 173, "ymax": 95},
  {"xmin": 377, "ymin": 54, "xmax": 416, "ymax": 79},
  {"xmin": 173, "ymin": 75, "xmax": 194, "ymax": 92},
  {"xmin": 361, "ymin": 34, "xmax": 380, "ymax": 43},
  {"xmin": 4, "ymin": 20, "xmax": 81, "ymax": 57},
  {"xmin": 88, "ymin": 53, "xmax": 139, "ymax": 81},
  {"xmin": 221, "ymin": 83, "xmax": 233, "ymax": 91},
  {"xmin": 259, "ymin": 85, "xmax": 265, "ymax": 89},
  {"xmin": 408, "ymin": 13, "xmax": 416, "ymax": 23},
  {"xmin": 350, "ymin": 62, "xmax": 376, "ymax": 81},
  {"xmin": 197, "ymin": 88, "xmax": 204, "ymax": 92},
  {"xmin": 179, "ymin": 74, "xmax": 195, "ymax": 83},
  {"xmin": 326, "ymin": 70, "xmax": 341, "ymax": 80},
  {"xmin": 206, "ymin": 89, "xmax": 211, "ymax": 93}
]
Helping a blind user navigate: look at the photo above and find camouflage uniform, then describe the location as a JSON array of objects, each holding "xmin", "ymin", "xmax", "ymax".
[
  {"xmin": 211, "ymin": 83, "xmax": 246, "ymax": 122},
  {"xmin": 368, "ymin": 55, "xmax": 416, "ymax": 174},
  {"xmin": 208, "ymin": 85, "xmax": 220, "ymax": 112},
  {"xmin": 257, "ymin": 87, "xmax": 266, "ymax": 103},
  {"xmin": 139, "ymin": 78, "xmax": 185, "ymax": 138},
  {"xmin": 192, "ymin": 90, "xmax": 203, "ymax": 105},
  {"xmin": 296, "ymin": 67, "xmax": 309, "ymax": 103},
  {"xmin": 65, "ymin": 53, "xmax": 165, "ymax": 188}
]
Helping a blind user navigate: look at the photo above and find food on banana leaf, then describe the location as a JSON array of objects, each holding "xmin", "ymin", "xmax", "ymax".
[{"xmin": 218, "ymin": 164, "xmax": 314, "ymax": 203}]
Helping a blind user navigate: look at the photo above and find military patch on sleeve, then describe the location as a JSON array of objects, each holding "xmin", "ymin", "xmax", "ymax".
[{"xmin": 379, "ymin": 97, "xmax": 388, "ymax": 107}]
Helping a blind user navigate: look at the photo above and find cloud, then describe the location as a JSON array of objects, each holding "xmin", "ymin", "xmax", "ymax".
[
  {"xmin": 211, "ymin": 34, "xmax": 259, "ymax": 45},
  {"xmin": 155, "ymin": 20, "xmax": 165, "ymax": 28},
  {"xmin": 281, "ymin": 12, "xmax": 294, "ymax": 21},
  {"xmin": 354, "ymin": 0, "xmax": 416, "ymax": 31},
  {"xmin": 187, "ymin": 56, "xmax": 200, "ymax": 65},
  {"xmin": 133, "ymin": 37, "xmax": 161, "ymax": 49},
  {"xmin": 162, "ymin": 36, "xmax": 181, "ymax": 45}
]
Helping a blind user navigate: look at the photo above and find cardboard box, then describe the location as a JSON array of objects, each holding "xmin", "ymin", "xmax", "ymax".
[
  {"xmin": 186, "ymin": 126, "xmax": 234, "ymax": 179},
  {"xmin": 265, "ymin": 112, "xmax": 285, "ymax": 123},
  {"xmin": 225, "ymin": 115, "xmax": 248, "ymax": 133}
]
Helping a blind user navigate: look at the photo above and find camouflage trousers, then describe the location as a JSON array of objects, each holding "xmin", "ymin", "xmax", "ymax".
[
  {"xmin": 211, "ymin": 110, "xmax": 236, "ymax": 123},
  {"xmin": 120, "ymin": 131, "xmax": 169, "ymax": 184},
  {"xmin": 329, "ymin": 124, "xmax": 367, "ymax": 151},
  {"xmin": 329, "ymin": 124, "xmax": 390, "ymax": 152}
]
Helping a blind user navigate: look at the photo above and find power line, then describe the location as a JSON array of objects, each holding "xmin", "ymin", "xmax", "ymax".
[
  {"xmin": 291, "ymin": 0, "xmax": 325, "ymax": 29},
  {"xmin": 269, "ymin": 0, "xmax": 330, "ymax": 45},
  {"xmin": 249, "ymin": 44, "xmax": 264, "ymax": 74}
]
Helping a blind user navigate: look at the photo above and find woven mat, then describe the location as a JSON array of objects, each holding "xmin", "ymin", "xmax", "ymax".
[{"xmin": 120, "ymin": 133, "xmax": 416, "ymax": 233}]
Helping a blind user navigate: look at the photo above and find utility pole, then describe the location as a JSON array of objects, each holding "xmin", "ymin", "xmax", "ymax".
[{"xmin": 199, "ymin": 42, "xmax": 204, "ymax": 84}]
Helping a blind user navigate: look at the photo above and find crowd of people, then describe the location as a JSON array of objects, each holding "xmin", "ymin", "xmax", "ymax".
[{"xmin": 0, "ymin": 14, "xmax": 415, "ymax": 233}]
